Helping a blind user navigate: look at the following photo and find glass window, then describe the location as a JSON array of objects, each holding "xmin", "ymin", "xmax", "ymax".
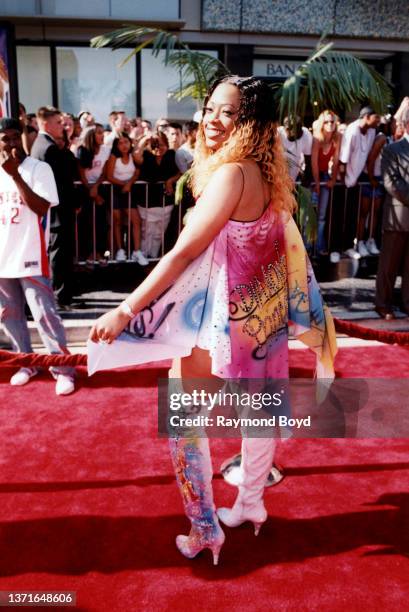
[
  {"xmin": 141, "ymin": 49, "xmax": 218, "ymax": 123},
  {"xmin": 1, "ymin": 1, "xmax": 36, "ymax": 15},
  {"xmin": 41, "ymin": 0, "xmax": 109, "ymax": 16},
  {"xmin": 16, "ymin": 46, "xmax": 53, "ymax": 113},
  {"xmin": 111, "ymin": 0, "xmax": 179, "ymax": 20},
  {"xmin": 56, "ymin": 47, "xmax": 136, "ymax": 123}
]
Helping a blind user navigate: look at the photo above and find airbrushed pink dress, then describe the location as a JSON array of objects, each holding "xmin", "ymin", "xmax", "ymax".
[{"xmin": 88, "ymin": 205, "xmax": 336, "ymax": 378}]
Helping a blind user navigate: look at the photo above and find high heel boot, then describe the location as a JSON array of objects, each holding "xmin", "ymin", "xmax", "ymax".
[
  {"xmin": 217, "ymin": 437, "xmax": 275, "ymax": 535},
  {"xmin": 170, "ymin": 436, "xmax": 225, "ymax": 565}
]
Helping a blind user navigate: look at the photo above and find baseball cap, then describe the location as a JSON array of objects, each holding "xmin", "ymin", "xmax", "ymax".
[
  {"xmin": 0, "ymin": 118, "xmax": 22, "ymax": 133},
  {"xmin": 359, "ymin": 106, "xmax": 376, "ymax": 118}
]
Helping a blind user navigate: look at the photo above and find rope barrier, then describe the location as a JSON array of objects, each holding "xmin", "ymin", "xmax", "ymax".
[
  {"xmin": 333, "ymin": 318, "xmax": 409, "ymax": 346},
  {"xmin": 0, "ymin": 318, "xmax": 408, "ymax": 369},
  {"xmin": 0, "ymin": 349, "xmax": 87, "ymax": 368}
]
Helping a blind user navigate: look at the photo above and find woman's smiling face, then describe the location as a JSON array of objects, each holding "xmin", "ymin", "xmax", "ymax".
[{"xmin": 202, "ymin": 83, "xmax": 240, "ymax": 151}]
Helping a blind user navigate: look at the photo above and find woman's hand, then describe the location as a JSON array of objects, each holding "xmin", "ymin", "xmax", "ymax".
[
  {"xmin": 165, "ymin": 178, "xmax": 174, "ymax": 195},
  {"xmin": 89, "ymin": 307, "xmax": 130, "ymax": 344},
  {"xmin": 122, "ymin": 182, "xmax": 132, "ymax": 193}
]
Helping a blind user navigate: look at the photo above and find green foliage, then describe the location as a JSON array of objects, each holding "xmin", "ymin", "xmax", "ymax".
[
  {"xmin": 167, "ymin": 50, "xmax": 227, "ymax": 101},
  {"xmin": 175, "ymin": 170, "xmax": 191, "ymax": 206},
  {"xmin": 91, "ymin": 26, "xmax": 227, "ymax": 103},
  {"xmin": 295, "ymin": 185, "xmax": 317, "ymax": 244},
  {"xmin": 275, "ymin": 40, "xmax": 392, "ymax": 121},
  {"xmin": 91, "ymin": 28, "xmax": 392, "ymax": 123}
]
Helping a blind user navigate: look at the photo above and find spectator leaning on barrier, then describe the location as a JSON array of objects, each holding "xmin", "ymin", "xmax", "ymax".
[
  {"xmin": 339, "ymin": 106, "xmax": 380, "ymax": 259},
  {"xmin": 175, "ymin": 121, "xmax": 198, "ymax": 174},
  {"xmin": 0, "ymin": 117, "xmax": 75, "ymax": 395},
  {"xmin": 106, "ymin": 134, "xmax": 148, "ymax": 265},
  {"xmin": 363, "ymin": 123, "xmax": 390, "ymax": 256},
  {"xmin": 311, "ymin": 110, "xmax": 341, "ymax": 256},
  {"xmin": 77, "ymin": 123, "xmax": 111, "ymax": 263},
  {"xmin": 375, "ymin": 105, "xmax": 409, "ymax": 320},
  {"xmin": 134, "ymin": 131, "xmax": 181, "ymax": 258},
  {"xmin": 278, "ymin": 116, "xmax": 313, "ymax": 183},
  {"xmin": 31, "ymin": 106, "xmax": 77, "ymax": 309}
]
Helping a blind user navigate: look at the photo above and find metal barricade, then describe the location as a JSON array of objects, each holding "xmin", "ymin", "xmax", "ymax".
[
  {"xmin": 73, "ymin": 180, "xmax": 183, "ymax": 265},
  {"xmin": 74, "ymin": 179, "xmax": 384, "ymax": 264},
  {"xmin": 309, "ymin": 180, "xmax": 383, "ymax": 256}
]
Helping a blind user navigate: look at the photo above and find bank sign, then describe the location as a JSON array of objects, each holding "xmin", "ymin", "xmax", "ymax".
[{"xmin": 253, "ymin": 59, "xmax": 302, "ymax": 79}]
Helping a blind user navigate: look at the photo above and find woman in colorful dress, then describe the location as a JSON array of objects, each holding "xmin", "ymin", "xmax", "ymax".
[{"xmin": 88, "ymin": 76, "xmax": 337, "ymax": 565}]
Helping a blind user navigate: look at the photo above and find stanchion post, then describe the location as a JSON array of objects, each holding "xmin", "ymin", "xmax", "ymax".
[
  {"xmin": 92, "ymin": 199, "xmax": 96, "ymax": 262},
  {"xmin": 328, "ymin": 183, "xmax": 334, "ymax": 253},
  {"xmin": 127, "ymin": 190, "xmax": 131, "ymax": 261}
]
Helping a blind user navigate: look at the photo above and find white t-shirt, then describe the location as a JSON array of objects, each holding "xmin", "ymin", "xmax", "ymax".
[
  {"xmin": 339, "ymin": 119, "xmax": 376, "ymax": 187},
  {"xmin": 0, "ymin": 156, "xmax": 59, "ymax": 278},
  {"xmin": 278, "ymin": 126, "xmax": 313, "ymax": 180},
  {"xmin": 85, "ymin": 145, "xmax": 111, "ymax": 184},
  {"xmin": 175, "ymin": 143, "xmax": 194, "ymax": 173},
  {"xmin": 113, "ymin": 156, "xmax": 135, "ymax": 182}
]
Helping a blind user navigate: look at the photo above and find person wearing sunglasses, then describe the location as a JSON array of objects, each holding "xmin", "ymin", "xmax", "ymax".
[{"xmin": 312, "ymin": 110, "xmax": 342, "ymax": 257}]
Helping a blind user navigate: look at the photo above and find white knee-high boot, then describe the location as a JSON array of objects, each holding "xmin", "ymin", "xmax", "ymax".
[{"xmin": 217, "ymin": 437, "xmax": 275, "ymax": 534}]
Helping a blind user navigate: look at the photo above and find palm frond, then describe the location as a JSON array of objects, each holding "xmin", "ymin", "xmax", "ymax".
[
  {"xmin": 91, "ymin": 26, "xmax": 184, "ymax": 68},
  {"xmin": 167, "ymin": 50, "xmax": 227, "ymax": 101},
  {"xmin": 175, "ymin": 171, "xmax": 191, "ymax": 206},
  {"xmin": 277, "ymin": 41, "xmax": 392, "ymax": 121},
  {"xmin": 91, "ymin": 25, "xmax": 228, "ymax": 102},
  {"xmin": 295, "ymin": 186, "xmax": 317, "ymax": 244}
]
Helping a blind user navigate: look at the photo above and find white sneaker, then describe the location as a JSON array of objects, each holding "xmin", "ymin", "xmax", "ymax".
[
  {"xmin": 55, "ymin": 374, "xmax": 75, "ymax": 396},
  {"xmin": 344, "ymin": 248, "xmax": 361, "ymax": 260},
  {"xmin": 131, "ymin": 249, "xmax": 149, "ymax": 266},
  {"xmin": 358, "ymin": 240, "xmax": 370, "ymax": 257},
  {"xmin": 10, "ymin": 367, "xmax": 38, "ymax": 386},
  {"xmin": 366, "ymin": 238, "xmax": 380, "ymax": 255},
  {"xmin": 115, "ymin": 248, "xmax": 126, "ymax": 262}
]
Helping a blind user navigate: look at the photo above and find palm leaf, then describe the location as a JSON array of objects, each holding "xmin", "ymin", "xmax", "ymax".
[
  {"xmin": 295, "ymin": 186, "xmax": 317, "ymax": 244},
  {"xmin": 277, "ymin": 40, "xmax": 392, "ymax": 122},
  {"xmin": 175, "ymin": 171, "xmax": 191, "ymax": 206},
  {"xmin": 167, "ymin": 50, "xmax": 227, "ymax": 101},
  {"xmin": 91, "ymin": 25, "xmax": 228, "ymax": 102}
]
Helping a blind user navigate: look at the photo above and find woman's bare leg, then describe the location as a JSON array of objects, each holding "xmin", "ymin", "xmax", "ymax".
[{"xmin": 130, "ymin": 209, "xmax": 142, "ymax": 251}]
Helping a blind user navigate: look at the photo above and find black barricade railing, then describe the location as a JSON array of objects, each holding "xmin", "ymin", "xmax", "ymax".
[
  {"xmin": 307, "ymin": 180, "xmax": 383, "ymax": 256},
  {"xmin": 73, "ymin": 180, "xmax": 383, "ymax": 265},
  {"xmin": 73, "ymin": 180, "xmax": 183, "ymax": 264}
]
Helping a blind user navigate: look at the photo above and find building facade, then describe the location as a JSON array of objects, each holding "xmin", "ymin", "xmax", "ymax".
[{"xmin": 1, "ymin": 0, "xmax": 408, "ymax": 123}]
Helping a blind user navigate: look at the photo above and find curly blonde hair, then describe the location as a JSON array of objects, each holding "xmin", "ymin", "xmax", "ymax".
[{"xmin": 190, "ymin": 76, "xmax": 295, "ymax": 215}]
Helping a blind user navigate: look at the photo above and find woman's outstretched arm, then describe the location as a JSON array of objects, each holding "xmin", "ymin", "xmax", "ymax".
[{"xmin": 89, "ymin": 163, "xmax": 244, "ymax": 343}]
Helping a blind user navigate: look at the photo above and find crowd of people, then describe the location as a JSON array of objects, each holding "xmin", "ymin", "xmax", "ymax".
[
  {"xmin": 1, "ymin": 76, "xmax": 409, "ymax": 569},
  {"xmin": 1, "ymin": 93, "xmax": 409, "ymax": 399},
  {"xmin": 15, "ymin": 100, "xmax": 409, "ymax": 282},
  {"xmin": 19, "ymin": 105, "xmax": 201, "ymax": 275}
]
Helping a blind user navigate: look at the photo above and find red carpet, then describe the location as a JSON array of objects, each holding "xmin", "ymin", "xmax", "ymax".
[{"xmin": 0, "ymin": 345, "xmax": 408, "ymax": 611}]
